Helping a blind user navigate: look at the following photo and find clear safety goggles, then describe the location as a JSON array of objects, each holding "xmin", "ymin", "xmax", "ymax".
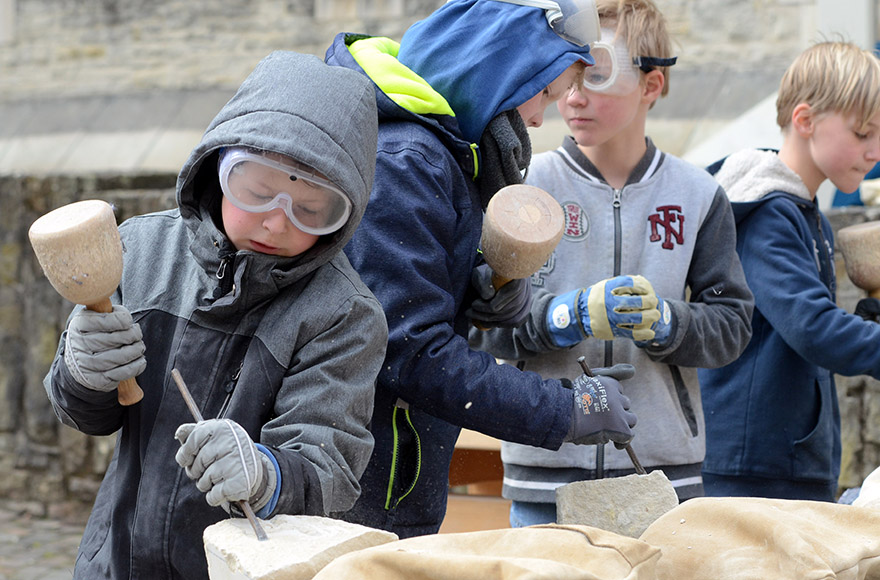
[
  {"xmin": 582, "ymin": 29, "xmax": 677, "ymax": 95},
  {"xmin": 218, "ymin": 148, "xmax": 351, "ymax": 236},
  {"xmin": 482, "ymin": 0, "xmax": 600, "ymax": 47}
]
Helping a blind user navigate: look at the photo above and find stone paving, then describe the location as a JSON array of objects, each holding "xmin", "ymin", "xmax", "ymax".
[{"xmin": 0, "ymin": 501, "xmax": 87, "ymax": 580}]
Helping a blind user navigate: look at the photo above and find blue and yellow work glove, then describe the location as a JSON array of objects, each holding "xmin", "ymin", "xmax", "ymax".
[
  {"xmin": 175, "ymin": 419, "xmax": 279, "ymax": 516},
  {"xmin": 546, "ymin": 275, "xmax": 675, "ymax": 348},
  {"xmin": 562, "ymin": 364, "xmax": 637, "ymax": 447}
]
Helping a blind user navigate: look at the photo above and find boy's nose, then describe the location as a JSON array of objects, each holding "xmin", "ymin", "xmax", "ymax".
[
  {"xmin": 527, "ymin": 110, "xmax": 545, "ymax": 128},
  {"xmin": 566, "ymin": 86, "xmax": 590, "ymax": 105},
  {"xmin": 262, "ymin": 208, "xmax": 291, "ymax": 233},
  {"xmin": 869, "ymin": 138, "xmax": 880, "ymax": 162}
]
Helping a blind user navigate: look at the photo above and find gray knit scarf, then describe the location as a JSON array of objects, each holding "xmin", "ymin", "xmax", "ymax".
[{"xmin": 477, "ymin": 110, "xmax": 532, "ymax": 209}]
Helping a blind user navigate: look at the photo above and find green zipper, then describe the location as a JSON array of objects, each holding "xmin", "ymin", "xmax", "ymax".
[{"xmin": 384, "ymin": 405, "xmax": 422, "ymax": 510}]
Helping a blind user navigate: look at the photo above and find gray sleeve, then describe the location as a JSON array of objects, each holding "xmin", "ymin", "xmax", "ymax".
[
  {"xmin": 644, "ymin": 186, "xmax": 754, "ymax": 367},
  {"xmin": 468, "ymin": 288, "xmax": 567, "ymax": 360},
  {"xmin": 264, "ymin": 291, "xmax": 387, "ymax": 516}
]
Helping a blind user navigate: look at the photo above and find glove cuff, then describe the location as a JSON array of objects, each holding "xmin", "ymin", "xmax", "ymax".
[
  {"xmin": 64, "ymin": 333, "xmax": 93, "ymax": 389},
  {"xmin": 546, "ymin": 289, "xmax": 586, "ymax": 347},
  {"xmin": 647, "ymin": 298, "xmax": 675, "ymax": 348},
  {"xmin": 252, "ymin": 445, "xmax": 280, "ymax": 517}
]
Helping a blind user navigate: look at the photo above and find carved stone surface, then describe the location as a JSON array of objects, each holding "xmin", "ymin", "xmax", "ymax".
[
  {"xmin": 203, "ymin": 515, "xmax": 398, "ymax": 580},
  {"xmin": 556, "ymin": 471, "xmax": 679, "ymax": 539}
]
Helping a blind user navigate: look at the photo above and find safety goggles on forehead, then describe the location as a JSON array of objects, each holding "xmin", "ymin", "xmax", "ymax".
[
  {"xmin": 218, "ymin": 148, "xmax": 352, "ymax": 236},
  {"xmin": 483, "ymin": 0, "xmax": 600, "ymax": 47},
  {"xmin": 583, "ymin": 29, "xmax": 677, "ymax": 95}
]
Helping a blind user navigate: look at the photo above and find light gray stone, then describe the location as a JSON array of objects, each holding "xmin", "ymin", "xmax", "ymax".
[
  {"xmin": 203, "ymin": 515, "xmax": 398, "ymax": 580},
  {"xmin": 556, "ymin": 471, "xmax": 679, "ymax": 539}
]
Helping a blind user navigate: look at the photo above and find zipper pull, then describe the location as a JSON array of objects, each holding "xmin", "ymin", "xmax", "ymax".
[
  {"xmin": 217, "ymin": 361, "xmax": 244, "ymax": 419},
  {"xmin": 224, "ymin": 361, "xmax": 243, "ymax": 394},
  {"xmin": 216, "ymin": 256, "xmax": 229, "ymax": 280},
  {"xmin": 612, "ymin": 188, "xmax": 622, "ymax": 208}
]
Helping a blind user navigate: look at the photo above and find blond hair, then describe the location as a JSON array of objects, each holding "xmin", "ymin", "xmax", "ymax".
[
  {"xmin": 596, "ymin": 0, "xmax": 675, "ymax": 98},
  {"xmin": 776, "ymin": 41, "xmax": 880, "ymax": 131}
]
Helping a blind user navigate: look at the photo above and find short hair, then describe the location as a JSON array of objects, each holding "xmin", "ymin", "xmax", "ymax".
[
  {"xmin": 596, "ymin": 0, "xmax": 675, "ymax": 98},
  {"xmin": 776, "ymin": 41, "xmax": 880, "ymax": 131}
]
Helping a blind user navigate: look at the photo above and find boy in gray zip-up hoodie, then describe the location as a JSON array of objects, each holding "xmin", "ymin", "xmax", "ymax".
[
  {"xmin": 471, "ymin": 0, "xmax": 753, "ymax": 526},
  {"xmin": 41, "ymin": 51, "xmax": 387, "ymax": 579}
]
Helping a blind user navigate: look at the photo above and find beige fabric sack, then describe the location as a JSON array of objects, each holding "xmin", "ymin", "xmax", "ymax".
[
  {"xmin": 640, "ymin": 497, "xmax": 880, "ymax": 580},
  {"xmin": 312, "ymin": 524, "xmax": 660, "ymax": 580}
]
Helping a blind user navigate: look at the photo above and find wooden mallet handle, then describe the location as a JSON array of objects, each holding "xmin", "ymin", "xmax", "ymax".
[{"xmin": 87, "ymin": 297, "xmax": 144, "ymax": 406}]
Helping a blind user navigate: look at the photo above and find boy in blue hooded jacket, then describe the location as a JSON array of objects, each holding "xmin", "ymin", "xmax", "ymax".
[
  {"xmin": 325, "ymin": 0, "xmax": 638, "ymax": 538},
  {"xmin": 699, "ymin": 41, "xmax": 880, "ymax": 502}
]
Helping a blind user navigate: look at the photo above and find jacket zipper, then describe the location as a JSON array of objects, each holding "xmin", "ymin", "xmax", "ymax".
[
  {"xmin": 612, "ymin": 188, "xmax": 622, "ymax": 274},
  {"xmin": 384, "ymin": 399, "xmax": 422, "ymax": 510},
  {"xmin": 215, "ymin": 249, "xmax": 236, "ymax": 297},
  {"xmin": 217, "ymin": 361, "xmax": 244, "ymax": 419},
  {"xmin": 605, "ymin": 188, "xmax": 623, "ymax": 368},
  {"xmin": 814, "ymin": 208, "xmax": 834, "ymax": 291}
]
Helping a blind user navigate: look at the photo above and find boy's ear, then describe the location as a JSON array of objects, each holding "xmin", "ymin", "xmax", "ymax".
[
  {"xmin": 790, "ymin": 103, "xmax": 815, "ymax": 137},
  {"xmin": 641, "ymin": 70, "xmax": 664, "ymax": 105}
]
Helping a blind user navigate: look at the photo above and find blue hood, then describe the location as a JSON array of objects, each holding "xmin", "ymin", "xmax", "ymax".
[{"xmin": 397, "ymin": 0, "xmax": 593, "ymax": 144}]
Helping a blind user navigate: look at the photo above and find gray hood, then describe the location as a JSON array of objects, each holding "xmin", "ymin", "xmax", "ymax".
[
  {"xmin": 715, "ymin": 149, "xmax": 811, "ymax": 203},
  {"xmin": 175, "ymin": 51, "xmax": 378, "ymax": 281}
]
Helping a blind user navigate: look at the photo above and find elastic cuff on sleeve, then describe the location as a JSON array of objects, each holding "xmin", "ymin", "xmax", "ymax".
[
  {"xmin": 254, "ymin": 444, "xmax": 282, "ymax": 518},
  {"xmin": 546, "ymin": 289, "xmax": 586, "ymax": 348}
]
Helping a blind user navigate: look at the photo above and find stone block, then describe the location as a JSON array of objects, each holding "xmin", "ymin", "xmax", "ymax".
[
  {"xmin": 556, "ymin": 471, "xmax": 679, "ymax": 539},
  {"xmin": 203, "ymin": 515, "xmax": 398, "ymax": 580}
]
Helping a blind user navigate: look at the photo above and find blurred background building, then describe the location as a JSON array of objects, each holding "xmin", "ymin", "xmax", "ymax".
[{"xmin": 1, "ymin": 0, "xmax": 876, "ymax": 184}]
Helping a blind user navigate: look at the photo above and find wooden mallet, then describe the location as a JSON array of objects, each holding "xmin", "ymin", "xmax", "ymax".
[
  {"xmin": 480, "ymin": 183, "xmax": 564, "ymax": 289},
  {"xmin": 29, "ymin": 199, "xmax": 144, "ymax": 406},
  {"xmin": 475, "ymin": 184, "xmax": 564, "ymax": 329}
]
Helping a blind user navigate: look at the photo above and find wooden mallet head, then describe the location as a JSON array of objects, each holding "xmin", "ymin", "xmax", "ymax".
[
  {"xmin": 28, "ymin": 199, "xmax": 144, "ymax": 406},
  {"xmin": 480, "ymin": 184, "xmax": 565, "ymax": 289},
  {"xmin": 838, "ymin": 220, "xmax": 880, "ymax": 299}
]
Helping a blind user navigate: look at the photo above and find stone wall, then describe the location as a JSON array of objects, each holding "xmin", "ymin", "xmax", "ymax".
[{"xmin": 0, "ymin": 174, "xmax": 176, "ymax": 512}]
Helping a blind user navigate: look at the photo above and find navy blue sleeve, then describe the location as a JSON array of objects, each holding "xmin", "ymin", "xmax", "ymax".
[{"xmin": 740, "ymin": 198, "xmax": 880, "ymax": 378}]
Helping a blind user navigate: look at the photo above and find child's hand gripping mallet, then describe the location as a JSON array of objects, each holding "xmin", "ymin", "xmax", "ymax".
[
  {"xmin": 170, "ymin": 369, "xmax": 269, "ymax": 542},
  {"xmin": 28, "ymin": 199, "xmax": 144, "ymax": 406},
  {"xmin": 476, "ymin": 184, "xmax": 565, "ymax": 330}
]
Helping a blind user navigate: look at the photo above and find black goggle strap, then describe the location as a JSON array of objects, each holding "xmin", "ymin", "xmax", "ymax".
[{"xmin": 633, "ymin": 55, "xmax": 678, "ymax": 73}]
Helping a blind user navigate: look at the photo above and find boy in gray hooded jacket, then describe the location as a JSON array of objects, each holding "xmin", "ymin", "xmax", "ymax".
[{"xmin": 41, "ymin": 51, "xmax": 387, "ymax": 579}]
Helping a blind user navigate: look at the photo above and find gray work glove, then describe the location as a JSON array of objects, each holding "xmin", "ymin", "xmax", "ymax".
[
  {"xmin": 175, "ymin": 419, "xmax": 276, "ymax": 512},
  {"xmin": 63, "ymin": 305, "xmax": 146, "ymax": 392},
  {"xmin": 467, "ymin": 264, "xmax": 533, "ymax": 329},
  {"xmin": 563, "ymin": 363, "xmax": 637, "ymax": 447}
]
